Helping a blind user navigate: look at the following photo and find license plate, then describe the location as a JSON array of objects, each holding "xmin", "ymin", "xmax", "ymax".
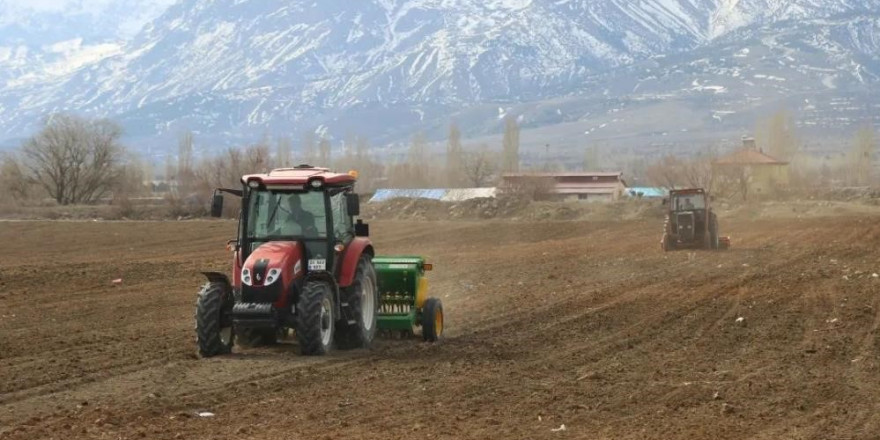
[{"xmin": 308, "ymin": 259, "xmax": 326, "ymax": 271}]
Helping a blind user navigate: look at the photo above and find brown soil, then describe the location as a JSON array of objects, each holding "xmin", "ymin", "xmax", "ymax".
[{"xmin": 1, "ymin": 215, "xmax": 879, "ymax": 439}]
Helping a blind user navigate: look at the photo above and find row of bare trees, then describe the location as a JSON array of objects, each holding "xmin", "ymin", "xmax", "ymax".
[
  {"xmin": 0, "ymin": 111, "xmax": 527, "ymax": 207},
  {"xmin": 644, "ymin": 109, "xmax": 878, "ymax": 200}
]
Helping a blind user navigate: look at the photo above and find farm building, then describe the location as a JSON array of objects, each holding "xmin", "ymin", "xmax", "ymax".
[
  {"xmin": 500, "ymin": 172, "xmax": 628, "ymax": 202},
  {"xmin": 713, "ymin": 137, "xmax": 790, "ymax": 197}
]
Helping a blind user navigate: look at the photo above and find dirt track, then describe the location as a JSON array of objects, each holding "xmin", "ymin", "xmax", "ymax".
[{"xmin": 1, "ymin": 216, "xmax": 879, "ymax": 439}]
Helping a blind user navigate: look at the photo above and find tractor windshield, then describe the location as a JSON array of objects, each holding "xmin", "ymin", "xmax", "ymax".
[
  {"xmin": 672, "ymin": 194, "xmax": 706, "ymax": 211},
  {"xmin": 246, "ymin": 190, "xmax": 327, "ymax": 240}
]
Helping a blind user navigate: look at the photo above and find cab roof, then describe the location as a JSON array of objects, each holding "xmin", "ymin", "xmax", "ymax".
[
  {"xmin": 241, "ymin": 166, "xmax": 357, "ymax": 187},
  {"xmin": 669, "ymin": 188, "xmax": 705, "ymax": 196}
]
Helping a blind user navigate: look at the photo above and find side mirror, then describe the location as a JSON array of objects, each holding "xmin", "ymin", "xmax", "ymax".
[
  {"xmin": 210, "ymin": 192, "xmax": 224, "ymax": 218},
  {"xmin": 346, "ymin": 193, "xmax": 361, "ymax": 217},
  {"xmin": 355, "ymin": 219, "xmax": 369, "ymax": 237},
  {"xmin": 661, "ymin": 198, "xmax": 669, "ymax": 206}
]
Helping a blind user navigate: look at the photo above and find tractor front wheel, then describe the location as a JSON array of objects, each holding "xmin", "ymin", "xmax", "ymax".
[
  {"xmin": 296, "ymin": 281, "xmax": 335, "ymax": 356},
  {"xmin": 421, "ymin": 298, "xmax": 444, "ymax": 342},
  {"xmin": 662, "ymin": 234, "xmax": 675, "ymax": 252},
  {"xmin": 336, "ymin": 256, "xmax": 379, "ymax": 349},
  {"xmin": 195, "ymin": 281, "xmax": 234, "ymax": 357}
]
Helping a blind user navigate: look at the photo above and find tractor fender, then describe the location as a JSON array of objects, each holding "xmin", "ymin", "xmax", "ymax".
[
  {"xmin": 337, "ymin": 238, "xmax": 374, "ymax": 288},
  {"xmin": 201, "ymin": 272, "xmax": 232, "ymax": 289}
]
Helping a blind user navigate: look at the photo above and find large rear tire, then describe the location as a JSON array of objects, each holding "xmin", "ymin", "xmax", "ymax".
[
  {"xmin": 195, "ymin": 282, "xmax": 234, "ymax": 357},
  {"xmin": 421, "ymin": 298, "xmax": 444, "ymax": 342},
  {"xmin": 296, "ymin": 281, "xmax": 335, "ymax": 356},
  {"xmin": 335, "ymin": 256, "xmax": 379, "ymax": 350}
]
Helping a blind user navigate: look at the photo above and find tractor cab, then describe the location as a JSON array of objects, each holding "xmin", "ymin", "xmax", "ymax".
[
  {"xmin": 211, "ymin": 165, "xmax": 368, "ymax": 274},
  {"xmin": 670, "ymin": 190, "xmax": 707, "ymax": 213}
]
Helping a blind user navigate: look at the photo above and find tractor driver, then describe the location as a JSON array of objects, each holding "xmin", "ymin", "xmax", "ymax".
[
  {"xmin": 683, "ymin": 197, "xmax": 695, "ymax": 210},
  {"xmin": 275, "ymin": 194, "xmax": 319, "ymax": 237}
]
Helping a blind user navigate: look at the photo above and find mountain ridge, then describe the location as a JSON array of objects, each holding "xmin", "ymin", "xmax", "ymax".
[{"xmin": 1, "ymin": 0, "xmax": 878, "ymax": 156}]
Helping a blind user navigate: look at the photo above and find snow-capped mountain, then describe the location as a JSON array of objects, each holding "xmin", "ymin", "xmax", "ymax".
[
  {"xmin": 0, "ymin": 0, "xmax": 176, "ymax": 133},
  {"xmin": 1, "ymin": 0, "xmax": 879, "ymax": 154}
]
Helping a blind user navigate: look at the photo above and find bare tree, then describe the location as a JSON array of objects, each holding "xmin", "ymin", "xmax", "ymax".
[
  {"xmin": 501, "ymin": 116, "xmax": 520, "ymax": 173},
  {"xmin": 163, "ymin": 154, "xmax": 175, "ymax": 183},
  {"xmin": 851, "ymin": 125, "xmax": 875, "ymax": 186},
  {"xmin": 582, "ymin": 144, "xmax": 600, "ymax": 171},
  {"xmin": 318, "ymin": 135, "xmax": 331, "ymax": 167},
  {"xmin": 114, "ymin": 154, "xmax": 149, "ymax": 199},
  {"xmin": 352, "ymin": 136, "xmax": 383, "ymax": 192},
  {"xmin": 714, "ymin": 164, "xmax": 752, "ymax": 201},
  {"xmin": 644, "ymin": 156, "xmax": 685, "ymax": 190},
  {"xmin": 0, "ymin": 153, "xmax": 33, "ymax": 201},
  {"xmin": 462, "ymin": 145, "xmax": 497, "ymax": 187},
  {"xmin": 301, "ymin": 131, "xmax": 316, "ymax": 165},
  {"xmin": 21, "ymin": 114, "xmax": 126, "ymax": 205},
  {"xmin": 646, "ymin": 154, "xmax": 716, "ymax": 191},
  {"xmin": 757, "ymin": 109, "xmax": 798, "ymax": 161},
  {"xmin": 276, "ymin": 135, "xmax": 293, "ymax": 168},
  {"xmin": 194, "ymin": 143, "xmax": 274, "ymax": 192},
  {"xmin": 177, "ymin": 131, "xmax": 195, "ymax": 195},
  {"xmin": 446, "ymin": 122, "xmax": 464, "ymax": 187}
]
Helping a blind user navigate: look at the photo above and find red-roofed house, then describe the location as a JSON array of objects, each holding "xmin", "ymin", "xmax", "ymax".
[
  {"xmin": 713, "ymin": 137, "xmax": 790, "ymax": 197},
  {"xmin": 501, "ymin": 172, "xmax": 628, "ymax": 202}
]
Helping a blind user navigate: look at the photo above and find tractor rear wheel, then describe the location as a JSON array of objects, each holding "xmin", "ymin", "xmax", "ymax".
[
  {"xmin": 195, "ymin": 282, "xmax": 234, "ymax": 357},
  {"xmin": 421, "ymin": 297, "xmax": 443, "ymax": 342},
  {"xmin": 335, "ymin": 256, "xmax": 379, "ymax": 349},
  {"xmin": 235, "ymin": 328, "xmax": 276, "ymax": 347},
  {"xmin": 296, "ymin": 281, "xmax": 335, "ymax": 356}
]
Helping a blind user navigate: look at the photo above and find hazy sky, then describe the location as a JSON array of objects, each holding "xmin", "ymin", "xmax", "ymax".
[
  {"xmin": 0, "ymin": 0, "xmax": 175, "ymax": 14},
  {"xmin": 0, "ymin": 0, "xmax": 177, "ymax": 38}
]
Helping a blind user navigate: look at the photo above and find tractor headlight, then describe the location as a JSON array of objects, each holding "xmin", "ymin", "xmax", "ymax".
[
  {"xmin": 241, "ymin": 268, "xmax": 252, "ymax": 286},
  {"xmin": 265, "ymin": 268, "xmax": 281, "ymax": 286},
  {"xmin": 308, "ymin": 179, "xmax": 323, "ymax": 190},
  {"xmin": 247, "ymin": 180, "xmax": 260, "ymax": 189}
]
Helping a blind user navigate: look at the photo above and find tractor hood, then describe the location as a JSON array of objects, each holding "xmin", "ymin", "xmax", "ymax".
[{"xmin": 242, "ymin": 241, "xmax": 304, "ymax": 288}]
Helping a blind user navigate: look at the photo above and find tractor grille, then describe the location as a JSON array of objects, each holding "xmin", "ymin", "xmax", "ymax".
[
  {"xmin": 233, "ymin": 302, "xmax": 274, "ymax": 316},
  {"xmin": 676, "ymin": 212, "xmax": 695, "ymax": 242},
  {"xmin": 241, "ymin": 283, "xmax": 282, "ymax": 304},
  {"xmin": 380, "ymin": 293, "xmax": 413, "ymax": 315}
]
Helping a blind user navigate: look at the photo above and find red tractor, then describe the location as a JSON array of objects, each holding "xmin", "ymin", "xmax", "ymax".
[
  {"xmin": 196, "ymin": 165, "xmax": 442, "ymax": 357},
  {"xmin": 660, "ymin": 188, "xmax": 730, "ymax": 251}
]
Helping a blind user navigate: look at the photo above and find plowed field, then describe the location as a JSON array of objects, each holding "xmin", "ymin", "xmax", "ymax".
[{"xmin": 1, "ymin": 216, "xmax": 879, "ymax": 439}]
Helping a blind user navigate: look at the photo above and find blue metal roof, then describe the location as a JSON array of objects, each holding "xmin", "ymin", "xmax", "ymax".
[
  {"xmin": 369, "ymin": 189, "xmax": 449, "ymax": 203},
  {"xmin": 625, "ymin": 187, "xmax": 667, "ymax": 198},
  {"xmin": 369, "ymin": 188, "xmax": 497, "ymax": 203}
]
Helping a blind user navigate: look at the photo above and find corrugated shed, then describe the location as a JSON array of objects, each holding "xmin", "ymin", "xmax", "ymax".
[
  {"xmin": 369, "ymin": 188, "xmax": 497, "ymax": 203},
  {"xmin": 442, "ymin": 188, "xmax": 497, "ymax": 202},
  {"xmin": 625, "ymin": 187, "xmax": 667, "ymax": 198},
  {"xmin": 369, "ymin": 189, "xmax": 447, "ymax": 202}
]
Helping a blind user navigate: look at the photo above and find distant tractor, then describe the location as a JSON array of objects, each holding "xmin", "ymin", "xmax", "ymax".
[
  {"xmin": 195, "ymin": 165, "xmax": 443, "ymax": 357},
  {"xmin": 660, "ymin": 188, "xmax": 730, "ymax": 251}
]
